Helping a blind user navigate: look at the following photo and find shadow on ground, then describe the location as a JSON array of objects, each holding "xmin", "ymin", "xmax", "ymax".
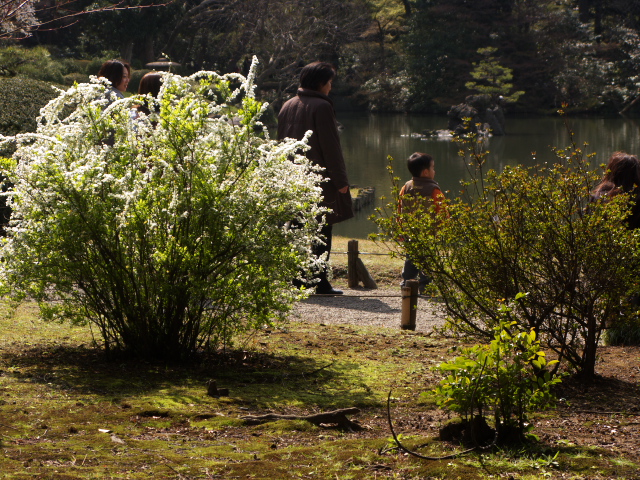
[
  {"xmin": 0, "ymin": 340, "xmax": 380, "ymax": 409},
  {"xmin": 302, "ymin": 294, "xmax": 401, "ymax": 314}
]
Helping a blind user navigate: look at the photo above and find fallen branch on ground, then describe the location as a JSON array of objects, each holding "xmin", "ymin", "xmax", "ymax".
[
  {"xmin": 242, "ymin": 407, "xmax": 363, "ymax": 431},
  {"xmin": 385, "ymin": 391, "xmax": 496, "ymax": 460}
]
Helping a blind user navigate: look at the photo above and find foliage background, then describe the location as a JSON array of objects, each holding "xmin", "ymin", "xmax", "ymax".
[
  {"xmin": 0, "ymin": 76, "xmax": 58, "ymax": 137},
  {"xmin": 2, "ymin": 0, "xmax": 640, "ymax": 116}
]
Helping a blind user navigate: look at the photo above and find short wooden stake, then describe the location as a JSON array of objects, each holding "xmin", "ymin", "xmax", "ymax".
[
  {"xmin": 356, "ymin": 258, "xmax": 377, "ymax": 289},
  {"xmin": 347, "ymin": 240, "xmax": 359, "ymax": 288},
  {"xmin": 401, "ymin": 279, "xmax": 419, "ymax": 330}
]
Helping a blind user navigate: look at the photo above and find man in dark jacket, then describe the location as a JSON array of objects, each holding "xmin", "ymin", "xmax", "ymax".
[{"xmin": 277, "ymin": 61, "xmax": 354, "ymax": 295}]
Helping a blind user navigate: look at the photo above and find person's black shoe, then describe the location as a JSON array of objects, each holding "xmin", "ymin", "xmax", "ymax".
[{"xmin": 315, "ymin": 287, "xmax": 343, "ymax": 295}]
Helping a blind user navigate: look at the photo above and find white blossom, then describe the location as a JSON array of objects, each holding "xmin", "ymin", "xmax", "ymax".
[{"xmin": 0, "ymin": 58, "xmax": 325, "ymax": 356}]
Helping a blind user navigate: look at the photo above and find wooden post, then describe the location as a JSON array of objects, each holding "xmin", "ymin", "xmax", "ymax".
[
  {"xmin": 401, "ymin": 279, "xmax": 419, "ymax": 330},
  {"xmin": 347, "ymin": 240, "xmax": 359, "ymax": 288},
  {"xmin": 356, "ymin": 258, "xmax": 377, "ymax": 289}
]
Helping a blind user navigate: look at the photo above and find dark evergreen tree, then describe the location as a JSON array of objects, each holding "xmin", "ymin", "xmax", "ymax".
[{"xmin": 404, "ymin": 0, "xmax": 537, "ymax": 112}]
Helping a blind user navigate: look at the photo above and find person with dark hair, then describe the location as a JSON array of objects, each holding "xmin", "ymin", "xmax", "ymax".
[
  {"xmin": 277, "ymin": 61, "xmax": 354, "ymax": 295},
  {"xmin": 98, "ymin": 59, "xmax": 131, "ymax": 100},
  {"xmin": 299, "ymin": 62, "xmax": 336, "ymax": 91},
  {"xmin": 135, "ymin": 72, "xmax": 163, "ymax": 116},
  {"xmin": 591, "ymin": 151, "xmax": 640, "ymax": 229},
  {"xmin": 138, "ymin": 72, "xmax": 163, "ymax": 97},
  {"xmin": 398, "ymin": 152, "xmax": 446, "ymax": 293}
]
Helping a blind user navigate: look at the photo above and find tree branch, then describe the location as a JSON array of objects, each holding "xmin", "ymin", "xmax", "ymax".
[{"xmin": 242, "ymin": 407, "xmax": 363, "ymax": 431}]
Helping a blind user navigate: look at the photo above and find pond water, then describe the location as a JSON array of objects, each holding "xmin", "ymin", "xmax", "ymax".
[{"xmin": 334, "ymin": 113, "xmax": 640, "ymax": 239}]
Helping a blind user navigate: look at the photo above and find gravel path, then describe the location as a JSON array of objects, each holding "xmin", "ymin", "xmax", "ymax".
[{"xmin": 289, "ymin": 287, "xmax": 447, "ymax": 333}]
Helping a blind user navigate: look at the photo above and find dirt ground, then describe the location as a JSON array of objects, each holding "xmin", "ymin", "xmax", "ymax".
[
  {"xmin": 291, "ymin": 286, "xmax": 446, "ymax": 332},
  {"xmin": 292, "ymin": 286, "xmax": 640, "ymax": 465}
]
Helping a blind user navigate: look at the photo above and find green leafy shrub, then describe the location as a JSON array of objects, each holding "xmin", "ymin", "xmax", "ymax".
[
  {"xmin": 376, "ymin": 122, "xmax": 640, "ymax": 378},
  {"xmin": 83, "ymin": 55, "xmax": 119, "ymax": 77},
  {"xmin": 0, "ymin": 46, "xmax": 67, "ymax": 83},
  {"xmin": 434, "ymin": 316, "xmax": 561, "ymax": 442},
  {"xmin": 63, "ymin": 73, "xmax": 91, "ymax": 86},
  {"xmin": 604, "ymin": 315, "xmax": 640, "ymax": 346},
  {"xmin": 0, "ymin": 77, "xmax": 58, "ymax": 136},
  {"xmin": 74, "ymin": 59, "xmax": 93, "ymax": 74},
  {"xmin": 0, "ymin": 59, "xmax": 326, "ymax": 360}
]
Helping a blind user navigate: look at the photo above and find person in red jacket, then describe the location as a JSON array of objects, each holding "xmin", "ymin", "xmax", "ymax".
[
  {"xmin": 277, "ymin": 61, "xmax": 354, "ymax": 295},
  {"xmin": 398, "ymin": 152, "xmax": 445, "ymax": 293}
]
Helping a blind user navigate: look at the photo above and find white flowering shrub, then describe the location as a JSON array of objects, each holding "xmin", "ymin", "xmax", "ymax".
[
  {"xmin": 361, "ymin": 71, "xmax": 411, "ymax": 112},
  {"xmin": 0, "ymin": 60, "xmax": 326, "ymax": 359}
]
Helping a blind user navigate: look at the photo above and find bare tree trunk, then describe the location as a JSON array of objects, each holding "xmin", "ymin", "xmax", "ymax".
[
  {"xmin": 182, "ymin": 30, "xmax": 198, "ymax": 66},
  {"xmin": 376, "ymin": 19, "xmax": 385, "ymax": 71},
  {"xmin": 120, "ymin": 41, "xmax": 134, "ymax": 63},
  {"xmin": 144, "ymin": 36, "xmax": 155, "ymax": 64},
  {"xmin": 578, "ymin": 0, "xmax": 591, "ymax": 23},
  {"xmin": 195, "ymin": 30, "xmax": 209, "ymax": 70},
  {"xmin": 578, "ymin": 0, "xmax": 603, "ymax": 36},
  {"xmin": 401, "ymin": 0, "xmax": 411, "ymax": 17},
  {"xmin": 582, "ymin": 315, "xmax": 598, "ymax": 379},
  {"xmin": 594, "ymin": 0, "xmax": 603, "ymax": 36}
]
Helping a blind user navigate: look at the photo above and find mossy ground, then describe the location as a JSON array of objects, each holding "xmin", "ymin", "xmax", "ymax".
[{"xmin": 0, "ymin": 237, "xmax": 639, "ymax": 479}]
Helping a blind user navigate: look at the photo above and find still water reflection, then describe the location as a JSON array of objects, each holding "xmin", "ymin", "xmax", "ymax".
[{"xmin": 334, "ymin": 113, "xmax": 640, "ymax": 239}]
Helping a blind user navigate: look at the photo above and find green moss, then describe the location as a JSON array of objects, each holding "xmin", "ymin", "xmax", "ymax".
[
  {"xmin": 611, "ymin": 458, "xmax": 640, "ymax": 468},
  {"xmin": 254, "ymin": 419, "xmax": 319, "ymax": 433},
  {"xmin": 0, "ymin": 302, "xmax": 637, "ymax": 479},
  {"xmin": 192, "ymin": 416, "xmax": 246, "ymax": 429}
]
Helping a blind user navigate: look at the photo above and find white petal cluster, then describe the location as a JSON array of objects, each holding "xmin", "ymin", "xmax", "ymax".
[{"xmin": 0, "ymin": 58, "xmax": 325, "ymax": 342}]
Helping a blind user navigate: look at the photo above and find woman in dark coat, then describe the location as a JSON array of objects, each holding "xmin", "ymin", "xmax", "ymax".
[{"xmin": 277, "ymin": 61, "xmax": 354, "ymax": 295}]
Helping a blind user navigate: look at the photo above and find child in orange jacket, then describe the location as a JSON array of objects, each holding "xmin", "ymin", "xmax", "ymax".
[{"xmin": 398, "ymin": 152, "xmax": 445, "ymax": 293}]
